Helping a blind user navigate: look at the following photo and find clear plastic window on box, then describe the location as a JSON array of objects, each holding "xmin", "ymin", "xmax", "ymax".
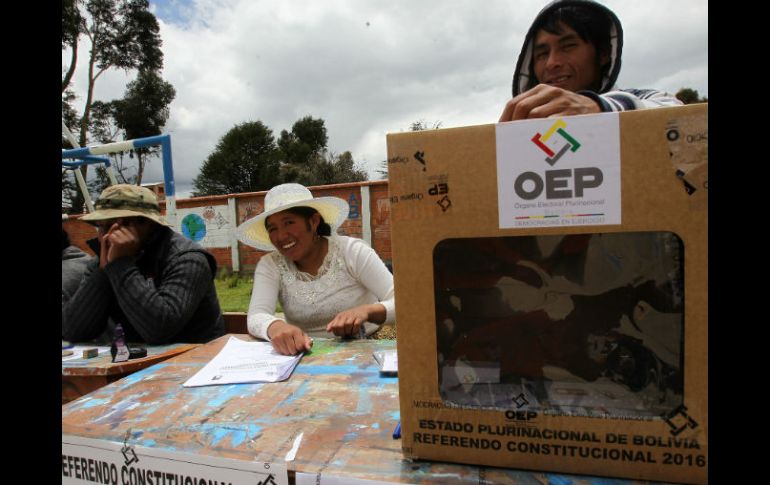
[{"xmin": 434, "ymin": 232, "xmax": 684, "ymax": 419}]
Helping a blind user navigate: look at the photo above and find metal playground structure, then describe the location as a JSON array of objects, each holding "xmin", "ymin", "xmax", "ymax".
[{"xmin": 61, "ymin": 120, "xmax": 178, "ymax": 227}]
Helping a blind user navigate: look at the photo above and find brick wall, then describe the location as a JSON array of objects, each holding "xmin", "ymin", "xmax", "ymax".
[
  {"xmin": 63, "ymin": 215, "xmax": 98, "ymax": 255},
  {"xmin": 62, "ymin": 180, "xmax": 393, "ymax": 274},
  {"xmin": 370, "ymin": 183, "xmax": 392, "ymax": 263}
]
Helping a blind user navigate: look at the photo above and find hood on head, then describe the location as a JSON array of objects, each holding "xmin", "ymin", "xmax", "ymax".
[{"xmin": 512, "ymin": 0, "xmax": 623, "ymax": 96}]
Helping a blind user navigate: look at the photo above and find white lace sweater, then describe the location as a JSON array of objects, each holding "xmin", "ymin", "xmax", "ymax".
[{"xmin": 247, "ymin": 236, "xmax": 395, "ymax": 340}]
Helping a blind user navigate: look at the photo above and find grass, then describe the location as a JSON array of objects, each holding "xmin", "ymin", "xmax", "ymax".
[{"xmin": 214, "ymin": 272, "xmax": 254, "ymax": 312}]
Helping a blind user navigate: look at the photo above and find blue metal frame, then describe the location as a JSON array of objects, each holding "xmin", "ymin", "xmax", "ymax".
[
  {"xmin": 61, "ymin": 155, "xmax": 112, "ymax": 169},
  {"xmin": 60, "ymin": 134, "xmax": 175, "ymax": 198},
  {"xmin": 62, "ymin": 134, "xmax": 177, "ymax": 225}
]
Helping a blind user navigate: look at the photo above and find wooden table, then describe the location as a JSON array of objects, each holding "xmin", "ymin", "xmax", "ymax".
[
  {"xmin": 62, "ymin": 342, "xmax": 199, "ymax": 404},
  {"xmin": 62, "ymin": 335, "xmax": 663, "ymax": 484}
]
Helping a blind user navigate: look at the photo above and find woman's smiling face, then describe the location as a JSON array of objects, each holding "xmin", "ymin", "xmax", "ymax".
[{"xmin": 265, "ymin": 209, "xmax": 319, "ymax": 261}]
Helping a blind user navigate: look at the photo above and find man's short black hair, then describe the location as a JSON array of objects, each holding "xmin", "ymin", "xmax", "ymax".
[{"xmin": 535, "ymin": 5, "xmax": 612, "ymax": 56}]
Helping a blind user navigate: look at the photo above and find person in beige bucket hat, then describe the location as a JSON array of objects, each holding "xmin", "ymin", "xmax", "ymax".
[
  {"xmin": 237, "ymin": 183, "xmax": 395, "ymax": 356},
  {"xmin": 63, "ymin": 184, "xmax": 225, "ymax": 345},
  {"xmin": 81, "ymin": 184, "xmax": 172, "ymax": 227}
]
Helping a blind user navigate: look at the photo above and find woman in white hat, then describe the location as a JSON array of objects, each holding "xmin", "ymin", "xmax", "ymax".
[{"xmin": 237, "ymin": 183, "xmax": 395, "ymax": 355}]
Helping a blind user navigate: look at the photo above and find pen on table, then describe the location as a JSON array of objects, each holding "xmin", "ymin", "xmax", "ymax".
[{"xmin": 393, "ymin": 421, "xmax": 401, "ymax": 439}]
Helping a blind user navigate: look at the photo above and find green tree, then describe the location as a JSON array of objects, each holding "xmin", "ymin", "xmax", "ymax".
[
  {"xmin": 194, "ymin": 116, "xmax": 366, "ymax": 196},
  {"xmin": 278, "ymin": 115, "xmax": 329, "ymax": 167},
  {"xmin": 62, "ymin": 0, "xmax": 83, "ymax": 93},
  {"xmin": 88, "ymin": 100, "xmax": 121, "ymax": 144},
  {"xmin": 62, "ymin": 170, "xmax": 78, "ymax": 214},
  {"xmin": 62, "ymin": 0, "xmax": 164, "ymax": 212},
  {"xmin": 322, "ymin": 151, "xmax": 367, "ymax": 184},
  {"xmin": 675, "ymin": 88, "xmax": 707, "ymax": 105},
  {"xmin": 62, "ymin": 90, "xmax": 82, "ymax": 212},
  {"xmin": 192, "ymin": 121, "xmax": 282, "ymax": 196},
  {"xmin": 73, "ymin": 70, "xmax": 175, "ymax": 196},
  {"xmin": 76, "ymin": 0, "xmax": 164, "ymax": 145},
  {"xmin": 86, "ymin": 100, "xmax": 133, "ymax": 198},
  {"xmin": 377, "ymin": 119, "xmax": 442, "ymax": 179},
  {"xmin": 410, "ymin": 119, "xmax": 442, "ymax": 132},
  {"xmin": 112, "ymin": 70, "xmax": 176, "ymax": 184},
  {"xmin": 90, "ymin": 104, "xmax": 138, "ymax": 198},
  {"xmin": 65, "ymin": 99, "xmax": 135, "ymax": 206},
  {"xmin": 286, "ymin": 150, "xmax": 367, "ymax": 186},
  {"xmin": 62, "ymin": 90, "xmax": 80, "ymax": 135},
  {"xmin": 277, "ymin": 116, "xmax": 366, "ymax": 185}
]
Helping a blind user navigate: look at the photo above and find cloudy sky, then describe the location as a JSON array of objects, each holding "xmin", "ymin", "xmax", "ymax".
[{"xmin": 63, "ymin": 0, "xmax": 708, "ymax": 198}]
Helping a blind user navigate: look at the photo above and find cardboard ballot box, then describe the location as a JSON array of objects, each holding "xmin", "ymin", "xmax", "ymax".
[{"xmin": 386, "ymin": 104, "xmax": 707, "ymax": 484}]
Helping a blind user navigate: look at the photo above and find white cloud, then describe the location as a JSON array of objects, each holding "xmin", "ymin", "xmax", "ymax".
[{"xmin": 64, "ymin": 0, "xmax": 708, "ymax": 196}]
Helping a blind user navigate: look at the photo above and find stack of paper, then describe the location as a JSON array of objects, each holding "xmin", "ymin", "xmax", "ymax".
[
  {"xmin": 183, "ymin": 337, "xmax": 303, "ymax": 387},
  {"xmin": 373, "ymin": 350, "xmax": 398, "ymax": 374}
]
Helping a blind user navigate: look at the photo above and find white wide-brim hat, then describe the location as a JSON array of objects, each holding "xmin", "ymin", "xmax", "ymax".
[{"xmin": 236, "ymin": 183, "xmax": 349, "ymax": 251}]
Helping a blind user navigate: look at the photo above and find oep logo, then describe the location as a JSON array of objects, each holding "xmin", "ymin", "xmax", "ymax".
[{"xmin": 515, "ymin": 119, "xmax": 603, "ymax": 200}]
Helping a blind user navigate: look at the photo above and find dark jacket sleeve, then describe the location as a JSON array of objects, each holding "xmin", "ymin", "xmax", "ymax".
[
  {"xmin": 61, "ymin": 258, "xmax": 114, "ymax": 342},
  {"xmin": 103, "ymin": 251, "xmax": 214, "ymax": 344}
]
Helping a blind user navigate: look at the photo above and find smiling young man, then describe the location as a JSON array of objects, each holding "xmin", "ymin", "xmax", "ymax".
[{"xmin": 499, "ymin": 0, "xmax": 682, "ymax": 122}]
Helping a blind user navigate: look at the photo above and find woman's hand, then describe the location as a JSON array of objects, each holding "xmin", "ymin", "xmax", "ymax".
[
  {"xmin": 267, "ymin": 320, "xmax": 313, "ymax": 355},
  {"xmin": 326, "ymin": 308, "xmax": 369, "ymax": 337},
  {"xmin": 326, "ymin": 303, "xmax": 386, "ymax": 338}
]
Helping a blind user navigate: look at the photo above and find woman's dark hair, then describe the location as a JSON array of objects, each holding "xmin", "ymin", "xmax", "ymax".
[{"xmin": 284, "ymin": 206, "xmax": 332, "ymax": 237}]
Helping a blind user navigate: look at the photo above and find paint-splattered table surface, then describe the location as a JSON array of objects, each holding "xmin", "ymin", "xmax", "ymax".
[
  {"xmin": 62, "ymin": 343, "xmax": 200, "ymax": 404},
  {"xmin": 62, "ymin": 335, "xmax": 664, "ymax": 484},
  {"xmin": 62, "ymin": 343, "xmax": 200, "ymax": 377}
]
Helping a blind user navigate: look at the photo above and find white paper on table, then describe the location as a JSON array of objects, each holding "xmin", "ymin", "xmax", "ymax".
[
  {"xmin": 62, "ymin": 345, "xmax": 111, "ymax": 362},
  {"xmin": 372, "ymin": 350, "xmax": 398, "ymax": 374},
  {"xmin": 381, "ymin": 351, "xmax": 398, "ymax": 373},
  {"xmin": 183, "ymin": 336, "xmax": 303, "ymax": 387}
]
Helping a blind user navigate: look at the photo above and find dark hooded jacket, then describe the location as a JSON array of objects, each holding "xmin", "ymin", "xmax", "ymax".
[
  {"xmin": 512, "ymin": 0, "xmax": 682, "ymax": 111},
  {"xmin": 62, "ymin": 226, "xmax": 225, "ymax": 345},
  {"xmin": 62, "ymin": 245, "xmax": 93, "ymax": 306}
]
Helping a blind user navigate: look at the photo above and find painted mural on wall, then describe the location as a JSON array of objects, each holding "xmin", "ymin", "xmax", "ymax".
[
  {"xmin": 239, "ymin": 201, "xmax": 264, "ymax": 223},
  {"xmin": 176, "ymin": 205, "xmax": 231, "ymax": 248},
  {"xmin": 375, "ymin": 198, "xmax": 391, "ymax": 226},
  {"xmin": 181, "ymin": 214, "xmax": 206, "ymax": 241},
  {"xmin": 347, "ymin": 190, "xmax": 360, "ymax": 219}
]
